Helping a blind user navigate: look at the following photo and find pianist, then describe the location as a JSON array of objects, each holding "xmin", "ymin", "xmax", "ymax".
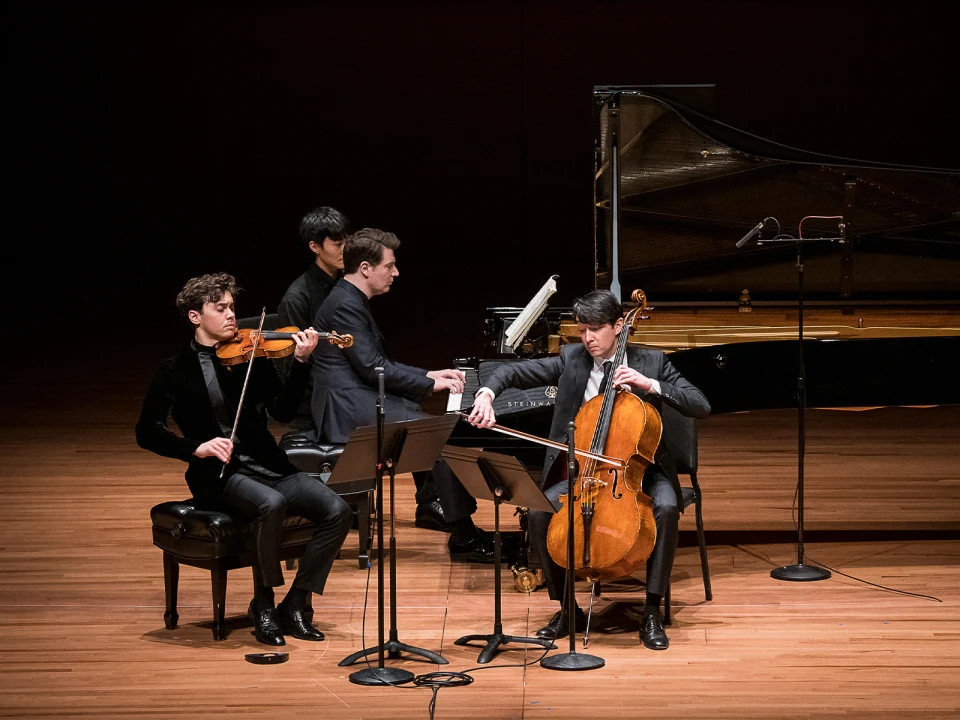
[
  {"xmin": 467, "ymin": 289, "xmax": 710, "ymax": 650},
  {"xmin": 310, "ymin": 228, "xmax": 497, "ymax": 563}
]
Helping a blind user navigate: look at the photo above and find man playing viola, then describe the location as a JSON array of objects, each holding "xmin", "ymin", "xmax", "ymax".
[
  {"xmin": 467, "ymin": 290, "xmax": 710, "ymax": 649},
  {"xmin": 136, "ymin": 273, "xmax": 352, "ymax": 646}
]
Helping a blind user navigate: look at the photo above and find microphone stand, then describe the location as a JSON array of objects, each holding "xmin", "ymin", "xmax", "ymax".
[
  {"xmin": 541, "ymin": 422, "xmax": 604, "ymax": 671},
  {"xmin": 745, "ymin": 225, "xmax": 838, "ymax": 582}
]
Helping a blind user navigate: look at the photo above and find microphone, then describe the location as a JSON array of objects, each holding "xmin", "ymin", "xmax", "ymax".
[{"xmin": 736, "ymin": 219, "xmax": 766, "ymax": 248}]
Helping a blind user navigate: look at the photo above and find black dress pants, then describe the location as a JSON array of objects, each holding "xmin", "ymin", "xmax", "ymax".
[
  {"xmin": 528, "ymin": 465, "xmax": 680, "ymax": 603},
  {"xmin": 413, "ymin": 459, "xmax": 477, "ymax": 523},
  {"xmin": 219, "ymin": 470, "xmax": 352, "ymax": 594}
]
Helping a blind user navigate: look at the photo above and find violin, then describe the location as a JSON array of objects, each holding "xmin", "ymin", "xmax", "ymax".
[
  {"xmin": 545, "ymin": 289, "xmax": 661, "ymax": 582},
  {"xmin": 216, "ymin": 326, "xmax": 354, "ymax": 366}
]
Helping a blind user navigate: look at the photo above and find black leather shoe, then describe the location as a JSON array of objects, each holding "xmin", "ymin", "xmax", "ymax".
[
  {"xmin": 248, "ymin": 600, "xmax": 285, "ymax": 646},
  {"xmin": 536, "ymin": 606, "xmax": 587, "ymax": 640},
  {"xmin": 447, "ymin": 532, "xmax": 495, "ymax": 563},
  {"xmin": 277, "ymin": 602, "xmax": 325, "ymax": 641},
  {"xmin": 415, "ymin": 500, "xmax": 455, "ymax": 532},
  {"xmin": 639, "ymin": 613, "xmax": 669, "ymax": 650}
]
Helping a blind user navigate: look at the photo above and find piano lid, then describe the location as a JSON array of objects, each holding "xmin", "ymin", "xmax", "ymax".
[{"xmin": 594, "ymin": 90, "xmax": 960, "ymax": 300}]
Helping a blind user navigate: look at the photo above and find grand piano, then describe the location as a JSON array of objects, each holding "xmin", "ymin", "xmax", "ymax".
[{"xmin": 446, "ymin": 88, "xmax": 960, "ymax": 465}]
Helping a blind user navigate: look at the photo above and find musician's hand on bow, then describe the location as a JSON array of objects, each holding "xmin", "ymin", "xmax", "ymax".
[
  {"xmin": 467, "ymin": 393, "xmax": 497, "ymax": 429},
  {"xmin": 613, "ymin": 364, "xmax": 655, "ymax": 392},
  {"xmin": 427, "ymin": 369, "xmax": 465, "ymax": 394},
  {"xmin": 293, "ymin": 327, "xmax": 320, "ymax": 362},
  {"xmin": 194, "ymin": 437, "xmax": 234, "ymax": 463}
]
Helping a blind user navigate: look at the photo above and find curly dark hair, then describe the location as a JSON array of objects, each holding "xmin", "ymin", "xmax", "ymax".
[
  {"xmin": 175, "ymin": 273, "xmax": 240, "ymax": 317},
  {"xmin": 343, "ymin": 228, "xmax": 401, "ymax": 274},
  {"xmin": 299, "ymin": 206, "xmax": 351, "ymax": 248}
]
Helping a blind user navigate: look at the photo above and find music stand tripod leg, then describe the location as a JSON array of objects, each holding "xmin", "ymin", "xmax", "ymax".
[{"xmin": 454, "ymin": 462, "xmax": 556, "ymax": 664}]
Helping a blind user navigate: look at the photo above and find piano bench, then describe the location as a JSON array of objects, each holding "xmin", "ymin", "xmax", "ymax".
[
  {"xmin": 150, "ymin": 500, "xmax": 316, "ymax": 641},
  {"xmin": 279, "ymin": 430, "xmax": 375, "ymax": 570}
]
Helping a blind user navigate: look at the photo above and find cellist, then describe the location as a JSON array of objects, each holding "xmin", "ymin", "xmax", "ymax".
[{"xmin": 467, "ymin": 290, "xmax": 710, "ymax": 650}]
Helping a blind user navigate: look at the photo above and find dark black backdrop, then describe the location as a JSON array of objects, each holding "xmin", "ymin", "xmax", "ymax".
[{"xmin": 4, "ymin": 1, "xmax": 957, "ymax": 372}]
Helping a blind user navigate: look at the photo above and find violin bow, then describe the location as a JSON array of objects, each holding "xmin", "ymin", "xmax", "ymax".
[{"xmin": 219, "ymin": 308, "xmax": 267, "ymax": 479}]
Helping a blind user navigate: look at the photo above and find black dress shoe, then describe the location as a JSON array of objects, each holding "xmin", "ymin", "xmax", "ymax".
[
  {"xmin": 536, "ymin": 606, "xmax": 587, "ymax": 640},
  {"xmin": 277, "ymin": 602, "xmax": 325, "ymax": 641},
  {"xmin": 639, "ymin": 613, "xmax": 669, "ymax": 650},
  {"xmin": 447, "ymin": 532, "xmax": 495, "ymax": 563},
  {"xmin": 415, "ymin": 499, "xmax": 455, "ymax": 532},
  {"xmin": 248, "ymin": 600, "xmax": 285, "ymax": 646}
]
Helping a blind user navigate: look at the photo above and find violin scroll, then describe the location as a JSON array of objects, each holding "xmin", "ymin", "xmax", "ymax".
[{"xmin": 326, "ymin": 332, "xmax": 353, "ymax": 349}]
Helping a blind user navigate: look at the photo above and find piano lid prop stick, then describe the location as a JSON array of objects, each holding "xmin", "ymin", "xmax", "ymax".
[{"xmin": 504, "ymin": 275, "xmax": 559, "ymax": 351}]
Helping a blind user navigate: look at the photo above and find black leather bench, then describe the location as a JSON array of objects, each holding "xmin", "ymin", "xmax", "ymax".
[{"xmin": 151, "ymin": 500, "xmax": 318, "ymax": 640}]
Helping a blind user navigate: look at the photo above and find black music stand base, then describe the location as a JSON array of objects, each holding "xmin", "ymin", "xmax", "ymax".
[
  {"xmin": 340, "ymin": 632, "xmax": 448, "ymax": 667},
  {"xmin": 771, "ymin": 563, "xmax": 831, "ymax": 582},
  {"xmin": 348, "ymin": 665, "xmax": 415, "ymax": 686},
  {"xmin": 441, "ymin": 450, "xmax": 559, "ymax": 665},
  {"xmin": 540, "ymin": 652, "xmax": 605, "ymax": 671},
  {"xmin": 455, "ymin": 628, "xmax": 555, "ymax": 665}
]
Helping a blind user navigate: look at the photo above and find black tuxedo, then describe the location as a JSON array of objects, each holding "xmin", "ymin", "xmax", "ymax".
[
  {"xmin": 310, "ymin": 281, "xmax": 435, "ymax": 444},
  {"xmin": 310, "ymin": 280, "xmax": 476, "ymax": 521},
  {"xmin": 136, "ymin": 341, "xmax": 351, "ymax": 594},
  {"xmin": 484, "ymin": 342, "xmax": 711, "ymax": 506},
  {"xmin": 278, "ymin": 263, "xmax": 341, "ymax": 427},
  {"xmin": 483, "ymin": 341, "xmax": 711, "ymax": 601},
  {"xmin": 136, "ymin": 341, "xmax": 310, "ymax": 499}
]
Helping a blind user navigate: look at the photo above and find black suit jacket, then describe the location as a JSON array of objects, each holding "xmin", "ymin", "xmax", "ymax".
[
  {"xmin": 277, "ymin": 263, "xmax": 340, "ymax": 422},
  {"xmin": 310, "ymin": 280, "xmax": 434, "ymax": 444},
  {"xmin": 484, "ymin": 343, "xmax": 711, "ymax": 505},
  {"xmin": 135, "ymin": 342, "xmax": 308, "ymax": 499}
]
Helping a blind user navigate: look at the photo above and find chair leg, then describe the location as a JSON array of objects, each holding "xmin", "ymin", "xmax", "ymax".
[
  {"xmin": 162, "ymin": 553, "xmax": 179, "ymax": 631},
  {"xmin": 211, "ymin": 563, "xmax": 228, "ymax": 641},
  {"xmin": 357, "ymin": 490, "xmax": 372, "ymax": 570},
  {"xmin": 664, "ymin": 583, "xmax": 672, "ymax": 626},
  {"xmin": 692, "ymin": 473, "xmax": 713, "ymax": 602}
]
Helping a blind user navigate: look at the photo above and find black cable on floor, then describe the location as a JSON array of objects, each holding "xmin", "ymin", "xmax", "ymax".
[{"xmin": 789, "ymin": 478, "xmax": 943, "ymax": 602}]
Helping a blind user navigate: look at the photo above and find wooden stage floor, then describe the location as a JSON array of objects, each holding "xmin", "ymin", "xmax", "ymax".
[{"xmin": 1, "ymin": 364, "xmax": 958, "ymax": 719}]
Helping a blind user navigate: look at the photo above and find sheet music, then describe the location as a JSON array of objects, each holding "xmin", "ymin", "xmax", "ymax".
[{"xmin": 503, "ymin": 275, "xmax": 559, "ymax": 351}]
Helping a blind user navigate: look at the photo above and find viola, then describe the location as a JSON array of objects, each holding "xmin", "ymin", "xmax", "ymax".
[{"xmin": 216, "ymin": 326, "xmax": 354, "ymax": 366}]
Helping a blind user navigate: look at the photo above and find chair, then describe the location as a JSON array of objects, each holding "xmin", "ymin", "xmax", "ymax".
[
  {"xmin": 660, "ymin": 403, "xmax": 712, "ymax": 625},
  {"xmin": 589, "ymin": 404, "xmax": 712, "ymax": 625},
  {"xmin": 151, "ymin": 500, "xmax": 317, "ymax": 640}
]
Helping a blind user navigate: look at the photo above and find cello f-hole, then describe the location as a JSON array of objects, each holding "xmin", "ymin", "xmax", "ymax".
[{"xmin": 607, "ymin": 467, "xmax": 622, "ymax": 499}]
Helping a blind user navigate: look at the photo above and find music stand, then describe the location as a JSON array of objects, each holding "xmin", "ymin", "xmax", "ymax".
[
  {"xmin": 441, "ymin": 447, "xmax": 558, "ymax": 664},
  {"xmin": 333, "ymin": 412, "xmax": 460, "ymax": 685}
]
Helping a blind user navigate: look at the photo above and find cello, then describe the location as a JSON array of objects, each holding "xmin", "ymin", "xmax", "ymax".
[{"xmin": 545, "ymin": 290, "xmax": 661, "ymax": 582}]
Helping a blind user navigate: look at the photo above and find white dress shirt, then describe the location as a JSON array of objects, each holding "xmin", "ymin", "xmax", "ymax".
[{"xmin": 477, "ymin": 354, "xmax": 661, "ymax": 403}]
